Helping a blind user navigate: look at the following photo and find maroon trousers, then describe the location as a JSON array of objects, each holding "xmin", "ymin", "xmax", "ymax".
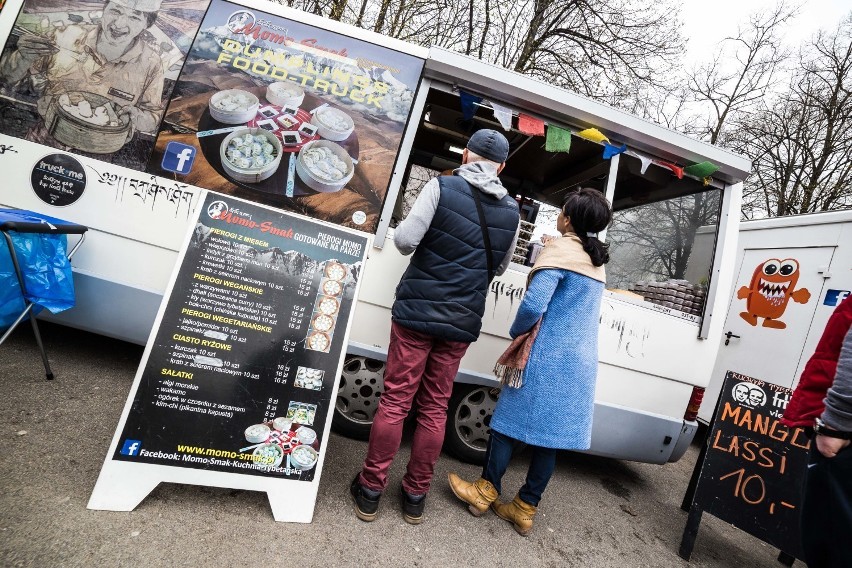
[{"xmin": 359, "ymin": 321, "xmax": 469, "ymax": 496}]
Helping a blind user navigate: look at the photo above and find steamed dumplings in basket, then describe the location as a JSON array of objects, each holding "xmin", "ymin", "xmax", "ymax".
[
  {"xmin": 226, "ymin": 134, "xmax": 277, "ymax": 170},
  {"xmin": 58, "ymin": 93, "xmax": 121, "ymax": 127},
  {"xmin": 214, "ymin": 91, "xmax": 256, "ymax": 112},
  {"xmin": 302, "ymin": 145, "xmax": 350, "ymax": 181}
]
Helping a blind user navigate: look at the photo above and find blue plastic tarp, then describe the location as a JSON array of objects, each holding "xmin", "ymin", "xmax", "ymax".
[{"xmin": 0, "ymin": 221, "xmax": 76, "ymax": 330}]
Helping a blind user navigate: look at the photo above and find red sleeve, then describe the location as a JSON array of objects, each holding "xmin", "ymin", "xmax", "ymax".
[{"xmin": 782, "ymin": 296, "xmax": 852, "ymax": 427}]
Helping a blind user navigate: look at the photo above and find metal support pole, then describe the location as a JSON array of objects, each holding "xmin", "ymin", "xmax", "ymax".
[
  {"xmin": 599, "ymin": 153, "xmax": 620, "ymax": 242},
  {"xmin": 1, "ymin": 231, "xmax": 54, "ymax": 379}
]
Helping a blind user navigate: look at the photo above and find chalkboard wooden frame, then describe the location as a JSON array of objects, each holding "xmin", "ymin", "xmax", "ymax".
[{"xmin": 679, "ymin": 371, "xmax": 810, "ymax": 564}]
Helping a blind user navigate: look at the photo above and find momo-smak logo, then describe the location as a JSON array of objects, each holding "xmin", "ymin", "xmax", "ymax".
[
  {"xmin": 207, "ymin": 200, "xmax": 228, "ymax": 220},
  {"xmin": 161, "ymin": 142, "xmax": 196, "ymax": 175},
  {"xmin": 120, "ymin": 439, "xmax": 142, "ymax": 456},
  {"xmin": 226, "ymin": 10, "xmax": 255, "ymax": 33}
]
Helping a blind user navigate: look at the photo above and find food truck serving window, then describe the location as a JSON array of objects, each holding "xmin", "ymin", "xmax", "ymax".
[
  {"xmin": 605, "ymin": 153, "xmax": 722, "ymax": 321},
  {"xmin": 388, "ymin": 85, "xmax": 722, "ymax": 322}
]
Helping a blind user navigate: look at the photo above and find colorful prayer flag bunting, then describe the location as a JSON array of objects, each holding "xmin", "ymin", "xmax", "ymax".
[
  {"xmin": 459, "ymin": 90, "xmax": 482, "ymax": 121},
  {"xmin": 655, "ymin": 160, "xmax": 684, "ymax": 179},
  {"xmin": 518, "ymin": 113, "xmax": 545, "ymax": 136},
  {"xmin": 491, "ymin": 102, "xmax": 513, "ymax": 131},
  {"xmin": 577, "ymin": 128, "xmax": 609, "ymax": 144},
  {"xmin": 683, "ymin": 161, "xmax": 720, "ymax": 178},
  {"xmin": 602, "ymin": 143, "xmax": 627, "ymax": 159},
  {"xmin": 626, "ymin": 150, "xmax": 653, "ymax": 175},
  {"xmin": 545, "ymin": 125, "xmax": 571, "ymax": 153}
]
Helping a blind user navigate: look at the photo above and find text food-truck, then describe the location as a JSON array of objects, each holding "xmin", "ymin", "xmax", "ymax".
[{"xmin": 0, "ymin": 0, "xmax": 750, "ymax": 465}]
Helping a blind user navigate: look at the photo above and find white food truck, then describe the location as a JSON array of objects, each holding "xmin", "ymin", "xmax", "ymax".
[
  {"xmin": 696, "ymin": 209, "xmax": 852, "ymax": 424},
  {"xmin": 0, "ymin": 0, "xmax": 750, "ymax": 465}
]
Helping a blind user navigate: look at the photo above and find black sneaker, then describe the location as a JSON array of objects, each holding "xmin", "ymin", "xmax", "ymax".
[
  {"xmin": 350, "ymin": 474, "xmax": 380, "ymax": 522},
  {"xmin": 400, "ymin": 487, "xmax": 425, "ymax": 525}
]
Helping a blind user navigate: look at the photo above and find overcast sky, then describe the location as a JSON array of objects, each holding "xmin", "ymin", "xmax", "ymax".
[{"xmin": 681, "ymin": 0, "xmax": 851, "ymax": 66}]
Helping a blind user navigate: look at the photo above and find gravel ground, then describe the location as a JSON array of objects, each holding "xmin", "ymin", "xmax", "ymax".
[{"xmin": 0, "ymin": 322, "xmax": 800, "ymax": 567}]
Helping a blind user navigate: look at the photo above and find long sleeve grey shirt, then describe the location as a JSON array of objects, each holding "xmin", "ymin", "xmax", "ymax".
[
  {"xmin": 393, "ymin": 161, "xmax": 520, "ymax": 276},
  {"xmin": 822, "ymin": 327, "xmax": 852, "ymax": 431}
]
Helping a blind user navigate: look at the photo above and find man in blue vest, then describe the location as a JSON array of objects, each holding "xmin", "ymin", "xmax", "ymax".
[{"xmin": 351, "ymin": 129, "xmax": 520, "ymax": 525}]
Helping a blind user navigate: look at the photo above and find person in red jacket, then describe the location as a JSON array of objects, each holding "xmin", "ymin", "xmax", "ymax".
[{"xmin": 782, "ymin": 295, "xmax": 852, "ymax": 568}]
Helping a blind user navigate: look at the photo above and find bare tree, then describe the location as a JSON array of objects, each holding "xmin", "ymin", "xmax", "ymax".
[
  {"xmin": 739, "ymin": 15, "xmax": 852, "ymax": 217},
  {"xmin": 600, "ymin": 4, "xmax": 794, "ymax": 287},
  {"xmin": 479, "ymin": 0, "xmax": 684, "ymax": 103},
  {"xmin": 275, "ymin": 0, "xmax": 684, "ymax": 107},
  {"xmin": 689, "ymin": 2, "xmax": 796, "ymax": 146}
]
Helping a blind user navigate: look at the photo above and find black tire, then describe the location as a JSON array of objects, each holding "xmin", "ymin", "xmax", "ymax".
[
  {"xmin": 443, "ymin": 384, "xmax": 499, "ymax": 465},
  {"xmin": 332, "ymin": 355, "xmax": 385, "ymax": 440}
]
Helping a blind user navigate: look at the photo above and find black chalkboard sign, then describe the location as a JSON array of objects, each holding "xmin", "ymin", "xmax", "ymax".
[
  {"xmin": 112, "ymin": 193, "xmax": 367, "ymax": 481},
  {"xmin": 89, "ymin": 192, "xmax": 370, "ymax": 521},
  {"xmin": 679, "ymin": 371, "xmax": 811, "ymax": 562}
]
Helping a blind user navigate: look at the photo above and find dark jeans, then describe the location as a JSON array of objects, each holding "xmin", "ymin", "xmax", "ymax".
[
  {"xmin": 481, "ymin": 430, "xmax": 556, "ymax": 506},
  {"xmin": 801, "ymin": 444, "xmax": 852, "ymax": 568}
]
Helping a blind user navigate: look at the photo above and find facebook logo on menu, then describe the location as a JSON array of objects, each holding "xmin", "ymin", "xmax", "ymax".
[
  {"xmin": 120, "ymin": 439, "xmax": 142, "ymax": 456},
  {"xmin": 161, "ymin": 141, "xmax": 196, "ymax": 174}
]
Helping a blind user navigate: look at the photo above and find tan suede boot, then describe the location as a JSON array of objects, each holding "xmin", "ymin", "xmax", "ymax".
[
  {"xmin": 492, "ymin": 495, "xmax": 538, "ymax": 536},
  {"xmin": 447, "ymin": 473, "xmax": 498, "ymax": 517}
]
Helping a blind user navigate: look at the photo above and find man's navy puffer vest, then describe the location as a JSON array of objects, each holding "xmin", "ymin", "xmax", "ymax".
[{"xmin": 392, "ymin": 175, "xmax": 519, "ymax": 343}]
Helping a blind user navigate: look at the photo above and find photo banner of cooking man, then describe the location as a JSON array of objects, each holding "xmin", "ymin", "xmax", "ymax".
[
  {"xmin": 0, "ymin": 0, "xmax": 212, "ymax": 170},
  {"xmin": 147, "ymin": 0, "xmax": 424, "ymax": 233}
]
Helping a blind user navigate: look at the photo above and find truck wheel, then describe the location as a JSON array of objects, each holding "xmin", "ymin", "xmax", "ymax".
[
  {"xmin": 332, "ymin": 355, "xmax": 384, "ymax": 440},
  {"xmin": 444, "ymin": 385, "xmax": 499, "ymax": 465}
]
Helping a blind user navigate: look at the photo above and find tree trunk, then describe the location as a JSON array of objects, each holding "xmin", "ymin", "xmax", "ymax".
[
  {"xmin": 389, "ymin": 0, "xmax": 406, "ymax": 38},
  {"xmin": 513, "ymin": 0, "xmax": 548, "ymax": 72},
  {"xmin": 478, "ymin": 0, "xmax": 490, "ymax": 59},
  {"xmin": 329, "ymin": 0, "xmax": 347, "ymax": 21},
  {"xmin": 374, "ymin": 0, "xmax": 392, "ymax": 34},
  {"xmin": 465, "ymin": 0, "xmax": 475, "ymax": 55},
  {"xmin": 355, "ymin": 0, "xmax": 368, "ymax": 27}
]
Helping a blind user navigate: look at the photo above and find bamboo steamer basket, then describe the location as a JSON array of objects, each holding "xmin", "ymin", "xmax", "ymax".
[
  {"xmin": 266, "ymin": 82, "xmax": 305, "ymax": 108},
  {"xmin": 295, "ymin": 140, "xmax": 354, "ymax": 193},
  {"xmin": 220, "ymin": 128, "xmax": 282, "ymax": 184},
  {"xmin": 209, "ymin": 89, "xmax": 260, "ymax": 124},
  {"xmin": 310, "ymin": 106, "xmax": 354, "ymax": 142},
  {"xmin": 45, "ymin": 92, "xmax": 130, "ymax": 154}
]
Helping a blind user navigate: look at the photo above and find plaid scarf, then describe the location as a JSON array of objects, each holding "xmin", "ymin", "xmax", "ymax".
[
  {"xmin": 494, "ymin": 320, "xmax": 541, "ymax": 388},
  {"xmin": 493, "ymin": 232, "xmax": 605, "ymax": 388}
]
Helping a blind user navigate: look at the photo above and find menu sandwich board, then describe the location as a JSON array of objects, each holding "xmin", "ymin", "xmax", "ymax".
[
  {"xmin": 679, "ymin": 371, "xmax": 810, "ymax": 562},
  {"xmin": 88, "ymin": 191, "xmax": 369, "ymax": 522}
]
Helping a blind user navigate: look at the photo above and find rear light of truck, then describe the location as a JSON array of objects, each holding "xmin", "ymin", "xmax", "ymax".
[{"xmin": 684, "ymin": 386, "xmax": 704, "ymax": 422}]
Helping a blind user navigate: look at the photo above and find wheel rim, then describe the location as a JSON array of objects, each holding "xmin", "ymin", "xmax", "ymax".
[
  {"xmin": 335, "ymin": 356, "xmax": 385, "ymax": 425},
  {"xmin": 453, "ymin": 387, "xmax": 498, "ymax": 452}
]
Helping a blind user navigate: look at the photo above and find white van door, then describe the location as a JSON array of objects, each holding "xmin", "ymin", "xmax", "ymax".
[{"xmin": 701, "ymin": 246, "xmax": 835, "ymax": 420}]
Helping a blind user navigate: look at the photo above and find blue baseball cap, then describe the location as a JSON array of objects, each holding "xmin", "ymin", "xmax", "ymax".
[{"xmin": 467, "ymin": 129, "xmax": 509, "ymax": 163}]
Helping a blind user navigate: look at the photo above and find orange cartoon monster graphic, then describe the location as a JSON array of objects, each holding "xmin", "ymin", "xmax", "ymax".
[{"xmin": 737, "ymin": 259, "xmax": 811, "ymax": 329}]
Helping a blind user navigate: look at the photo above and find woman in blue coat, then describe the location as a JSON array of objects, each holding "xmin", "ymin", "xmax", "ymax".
[{"xmin": 448, "ymin": 187, "xmax": 612, "ymax": 536}]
